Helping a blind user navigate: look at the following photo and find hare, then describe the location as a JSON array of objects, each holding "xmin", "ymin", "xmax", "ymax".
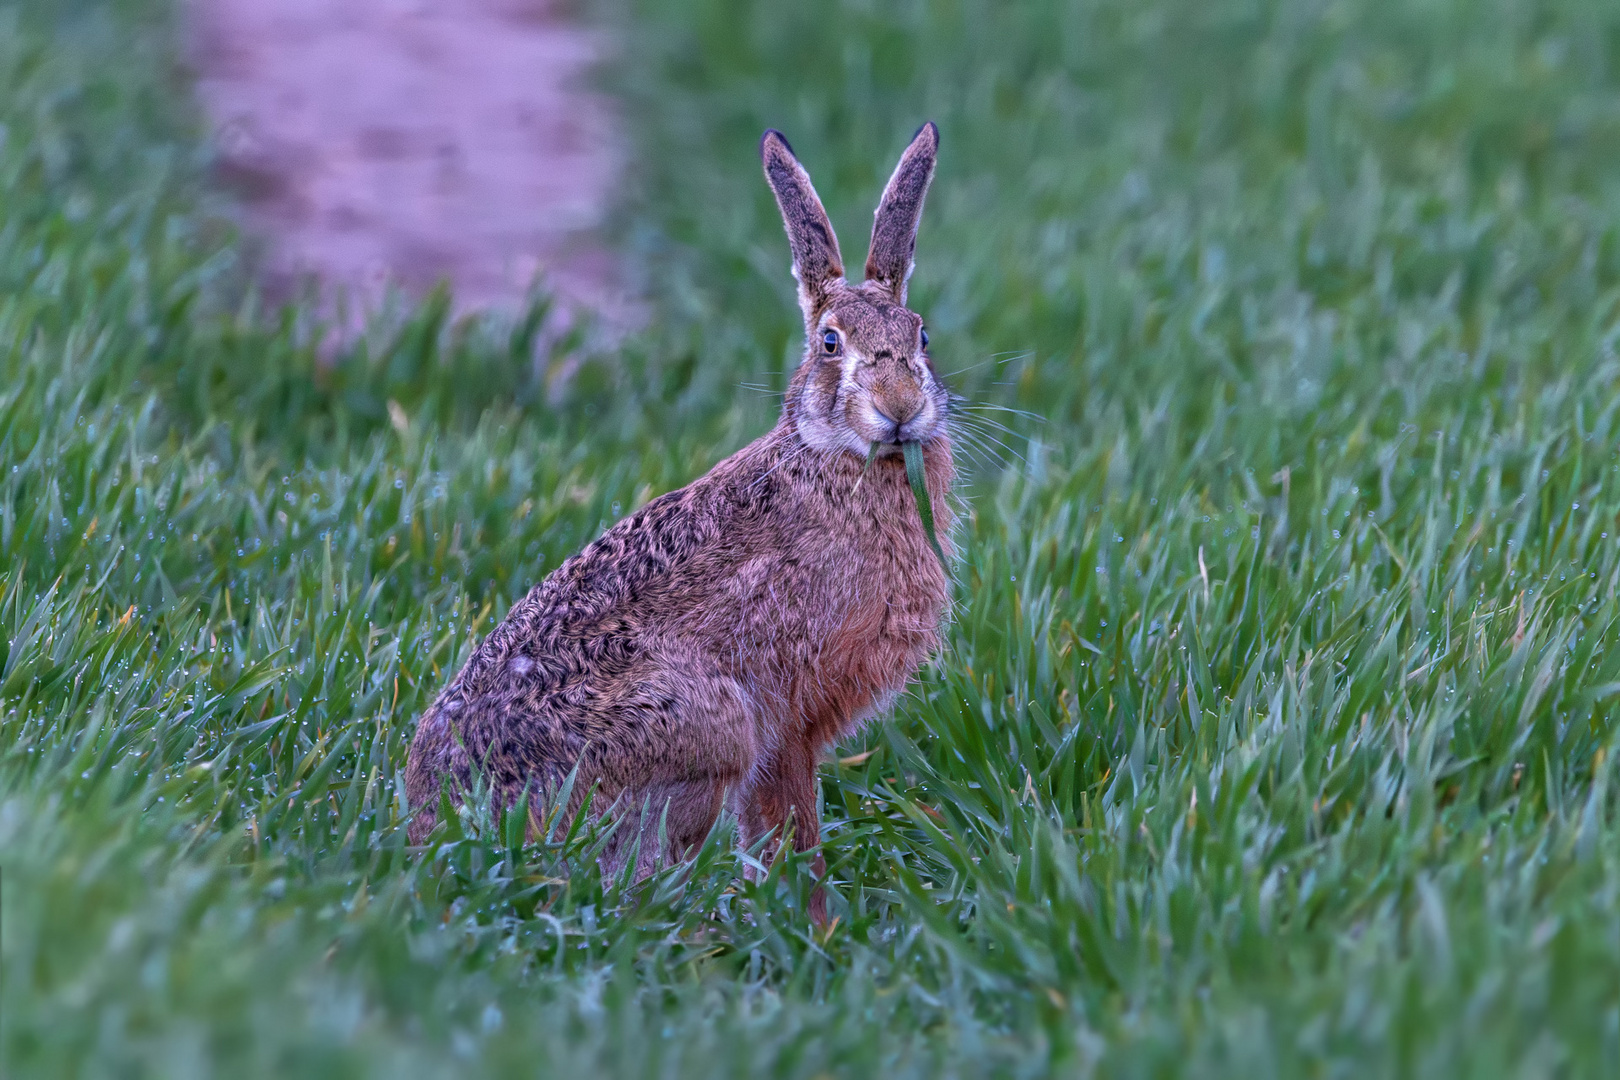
[{"xmin": 404, "ymin": 123, "xmax": 953, "ymax": 921}]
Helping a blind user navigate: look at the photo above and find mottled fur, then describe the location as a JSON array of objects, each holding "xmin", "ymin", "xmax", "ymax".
[{"xmin": 404, "ymin": 123, "xmax": 952, "ymax": 920}]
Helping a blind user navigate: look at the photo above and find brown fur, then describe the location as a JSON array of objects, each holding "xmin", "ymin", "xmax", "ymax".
[{"xmin": 404, "ymin": 123, "xmax": 952, "ymax": 921}]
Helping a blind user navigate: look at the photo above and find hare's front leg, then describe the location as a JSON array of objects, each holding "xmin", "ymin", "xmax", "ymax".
[{"xmin": 736, "ymin": 735, "xmax": 829, "ymax": 923}]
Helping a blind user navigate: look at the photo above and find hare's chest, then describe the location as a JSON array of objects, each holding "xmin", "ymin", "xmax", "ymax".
[{"xmin": 797, "ymin": 556, "xmax": 945, "ymax": 740}]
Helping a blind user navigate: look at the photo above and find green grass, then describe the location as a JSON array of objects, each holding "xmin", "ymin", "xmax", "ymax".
[{"xmin": 7, "ymin": 0, "xmax": 1620, "ymax": 1074}]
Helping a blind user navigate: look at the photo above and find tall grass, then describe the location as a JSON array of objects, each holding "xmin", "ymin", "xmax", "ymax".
[{"xmin": 5, "ymin": 0, "xmax": 1620, "ymax": 1074}]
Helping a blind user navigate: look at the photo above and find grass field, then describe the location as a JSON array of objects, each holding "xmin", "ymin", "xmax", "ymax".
[{"xmin": 7, "ymin": 0, "xmax": 1620, "ymax": 1074}]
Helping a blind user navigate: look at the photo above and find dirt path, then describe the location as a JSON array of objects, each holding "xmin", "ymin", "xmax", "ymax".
[{"xmin": 190, "ymin": 0, "xmax": 631, "ymax": 330}]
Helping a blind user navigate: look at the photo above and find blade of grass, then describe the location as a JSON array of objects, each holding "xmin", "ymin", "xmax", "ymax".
[
  {"xmin": 902, "ymin": 440, "xmax": 947, "ymax": 568},
  {"xmin": 853, "ymin": 440, "xmax": 880, "ymax": 494}
]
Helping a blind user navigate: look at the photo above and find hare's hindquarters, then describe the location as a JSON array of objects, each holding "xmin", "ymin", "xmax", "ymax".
[
  {"xmin": 602, "ymin": 777, "xmax": 736, "ymax": 883},
  {"xmin": 585, "ymin": 657, "xmax": 763, "ymax": 876},
  {"xmin": 403, "ymin": 646, "xmax": 762, "ymax": 870},
  {"xmin": 402, "ymin": 701, "xmax": 471, "ymax": 844}
]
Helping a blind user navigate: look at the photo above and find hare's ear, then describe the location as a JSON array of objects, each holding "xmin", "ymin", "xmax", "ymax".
[
  {"xmin": 864, "ymin": 122, "xmax": 938, "ymax": 304},
  {"xmin": 761, "ymin": 130, "xmax": 845, "ymax": 324}
]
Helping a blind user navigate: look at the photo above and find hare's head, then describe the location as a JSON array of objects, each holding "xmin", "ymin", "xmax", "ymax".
[{"xmin": 762, "ymin": 124, "xmax": 947, "ymax": 457}]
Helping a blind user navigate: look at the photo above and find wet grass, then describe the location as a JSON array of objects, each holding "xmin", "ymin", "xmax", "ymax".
[{"xmin": 7, "ymin": 0, "xmax": 1620, "ymax": 1074}]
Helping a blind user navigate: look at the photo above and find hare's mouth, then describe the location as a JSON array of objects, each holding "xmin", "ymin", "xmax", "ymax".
[{"xmin": 860, "ymin": 401, "xmax": 941, "ymax": 447}]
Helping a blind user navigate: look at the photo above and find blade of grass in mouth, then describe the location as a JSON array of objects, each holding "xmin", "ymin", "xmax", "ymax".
[
  {"xmin": 901, "ymin": 440, "xmax": 947, "ymax": 568},
  {"xmin": 853, "ymin": 441, "xmax": 880, "ymax": 494}
]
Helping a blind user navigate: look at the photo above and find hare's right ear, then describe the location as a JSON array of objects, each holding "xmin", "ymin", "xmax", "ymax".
[
  {"xmin": 761, "ymin": 130, "xmax": 845, "ymax": 325},
  {"xmin": 864, "ymin": 122, "xmax": 938, "ymax": 304}
]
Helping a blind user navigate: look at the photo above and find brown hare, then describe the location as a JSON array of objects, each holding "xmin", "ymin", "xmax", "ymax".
[{"xmin": 404, "ymin": 123, "xmax": 953, "ymax": 921}]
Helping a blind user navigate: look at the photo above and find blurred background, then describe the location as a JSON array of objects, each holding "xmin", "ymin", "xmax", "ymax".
[
  {"xmin": 192, "ymin": 0, "xmax": 631, "ymax": 329},
  {"xmin": 179, "ymin": 0, "xmax": 1620, "ymax": 439}
]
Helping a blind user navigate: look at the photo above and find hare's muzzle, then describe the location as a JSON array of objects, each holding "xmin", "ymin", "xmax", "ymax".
[{"xmin": 864, "ymin": 361, "xmax": 937, "ymax": 441}]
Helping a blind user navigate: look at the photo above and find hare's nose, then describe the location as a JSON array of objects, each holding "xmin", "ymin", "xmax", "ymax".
[{"xmin": 878, "ymin": 397, "xmax": 922, "ymax": 424}]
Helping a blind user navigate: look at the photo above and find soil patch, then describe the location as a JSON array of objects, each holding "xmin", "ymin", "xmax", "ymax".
[{"xmin": 190, "ymin": 0, "xmax": 631, "ymax": 329}]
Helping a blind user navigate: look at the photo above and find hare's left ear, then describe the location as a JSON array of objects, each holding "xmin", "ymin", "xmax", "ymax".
[
  {"xmin": 864, "ymin": 122, "xmax": 938, "ymax": 303},
  {"xmin": 762, "ymin": 130, "xmax": 845, "ymax": 325}
]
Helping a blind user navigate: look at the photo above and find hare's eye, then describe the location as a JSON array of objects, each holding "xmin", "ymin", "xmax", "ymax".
[
  {"xmin": 822, "ymin": 330, "xmax": 840, "ymax": 354},
  {"xmin": 920, "ymin": 326, "xmax": 929, "ymax": 348}
]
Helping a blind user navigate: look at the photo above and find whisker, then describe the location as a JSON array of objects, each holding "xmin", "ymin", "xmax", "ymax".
[
  {"xmin": 950, "ymin": 437, "xmax": 1008, "ymax": 471},
  {"xmin": 942, "ymin": 350, "xmax": 1036, "ymax": 379},
  {"xmin": 952, "ymin": 419, "xmax": 1026, "ymax": 462},
  {"xmin": 951, "ymin": 411, "xmax": 1029, "ymax": 445},
  {"xmin": 947, "ymin": 421, "xmax": 1026, "ymax": 468},
  {"xmin": 941, "ymin": 417, "xmax": 997, "ymax": 458},
  {"xmin": 953, "ymin": 401, "xmax": 1046, "ymax": 424},
  {"xmin": 746, "ymin": 439, "xmax": 813, "ymax": 495},
  {"xmin": 952, "ymin": 408, "xmax": 1030, "ymax": 433}
]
